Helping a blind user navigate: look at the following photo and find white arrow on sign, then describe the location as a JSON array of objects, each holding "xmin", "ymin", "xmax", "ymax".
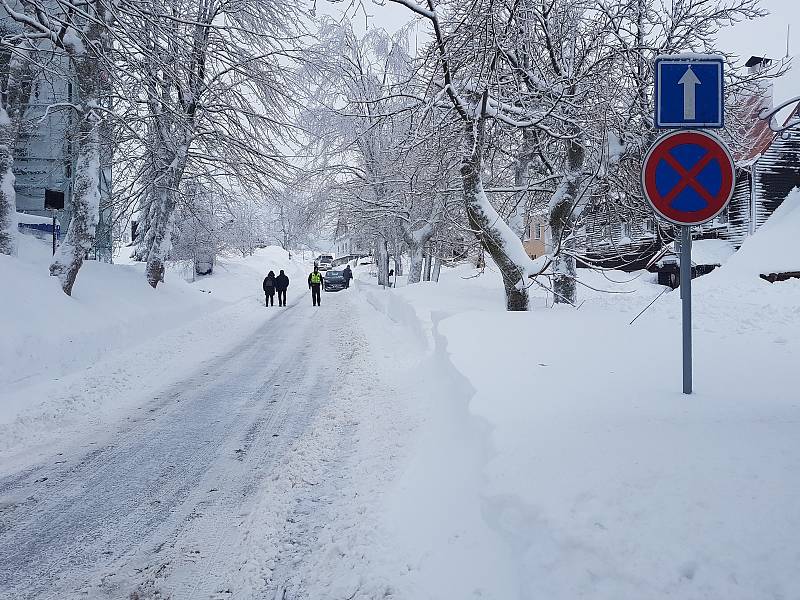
[{"xmin": 678, "ymin": 66, "xmax": 701, "ymax": 120}]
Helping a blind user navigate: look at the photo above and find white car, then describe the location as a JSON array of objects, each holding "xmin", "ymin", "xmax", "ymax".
[{"xmin": 315, "ymin": 254, "xmax": 334, "ymax": 270}]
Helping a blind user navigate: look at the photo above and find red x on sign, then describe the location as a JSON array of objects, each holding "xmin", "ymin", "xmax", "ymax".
[{"xmin": 642, "ymin": 130, "xmax": 735, "ymax": 226}]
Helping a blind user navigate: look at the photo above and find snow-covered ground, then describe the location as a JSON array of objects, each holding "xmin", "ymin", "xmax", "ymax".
[
  {"xmin": 355, "ymin": 210, "xmax": 800, "ymax": 598},
  {"xmin": 0, "ymin": 235, "xmax": 308, "ymax": 474}
]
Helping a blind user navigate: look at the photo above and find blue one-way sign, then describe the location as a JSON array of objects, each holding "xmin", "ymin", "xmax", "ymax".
[{"xmin": 655, "ymin": 56, "xmax": 724, "ymax": 128}]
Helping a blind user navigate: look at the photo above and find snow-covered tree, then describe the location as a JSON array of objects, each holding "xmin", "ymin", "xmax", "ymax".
[
  {"xmin": 0, "ymin": 17, "xmax": 37, "ymax": 256},
  {"xmin": 388, "ymin": 0, "xmax": 767, "ymax": 308},
  {"xmin": 2, "ymin": 0, "xmax": 113, "ymax": 294},
  {"xmin": 299, "ymin": 20, "xmax": 426, "ymax": 286},
  {"xmin": 111, "ymin": 0, "xmax": 304, "ymax": 287}
]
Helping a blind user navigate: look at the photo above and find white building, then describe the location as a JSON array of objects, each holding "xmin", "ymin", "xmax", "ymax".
[
  {"xmin": 6, "ymin": 23, "xmax": 113, "ymax": 261},
  {"xmin": 333, "ymin": 217, "xmax": 369, "ymax": 258}
]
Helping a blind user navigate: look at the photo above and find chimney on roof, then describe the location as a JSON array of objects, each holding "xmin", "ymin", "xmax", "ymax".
[
  {"xmin": 743, "ymin": 56, "xmax": 774, "ymax": 111},
  {"xmin": 745, "ymin": 56, "xmax": 772, "ymax": 73}
]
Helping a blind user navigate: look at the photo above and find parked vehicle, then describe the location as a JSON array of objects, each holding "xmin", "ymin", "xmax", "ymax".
[
  {"xmin": 315, "ymin": 254, "xmax": 334, "ymax": 270},
  {"xmin": 323, "ymin": 269, "xmax": 347, "ymax": 292}
]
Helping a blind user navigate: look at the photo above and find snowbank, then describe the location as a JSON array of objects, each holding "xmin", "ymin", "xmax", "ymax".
[
  {"xmin": 691, "ymin": 238, "xmax": 736, "ymax": 265},
  {"xmin": 360, "ymin": 258, "xmax": 800, "ymax": 599},
  {"xmin": 0, "ymin": 236, "xmax": 218, "ymax": 392},
  {"xmin": 722, "ymin": 187, "xmax": 800, "ymax": 277},
  {"xmin": 16, "ymin": 212, "xmax": 55, "ymax": 226},
  {"xmin": 0, "ymin": 236, "xmax": 308, "ymax": 472}
]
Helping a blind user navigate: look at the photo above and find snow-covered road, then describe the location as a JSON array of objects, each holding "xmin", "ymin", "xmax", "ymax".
[{"xmin": 0, "ymin": 288, "xmax": 402, "ymax": 599}]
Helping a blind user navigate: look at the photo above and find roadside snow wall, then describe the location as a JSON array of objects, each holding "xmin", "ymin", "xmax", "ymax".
[{"xmin": 361, "ymin": 261, "xmax": 800, "ymax": 600}]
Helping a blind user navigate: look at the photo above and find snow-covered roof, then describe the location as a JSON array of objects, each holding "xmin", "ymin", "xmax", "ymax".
[
  {"xmin": 691, "ymin": 238, "xmax": 737, "ymax": 265},
  {"xmin": 735, "ymin": 93, "xmax": 778, "ymax": 163},
  {"xmin": 734, "ymin": 56, "xmax": 800, "ymax": 164},
  {"xmin": 655, "ymin": 53, "xmax": 724, "ymax": 61},
  {"xmin": 16, "ymin": 212, "xmax": 54, "ymax": 226},
  {"xmin": 649, "ymin": 238, "xmax": 736, "ymax": 269}
]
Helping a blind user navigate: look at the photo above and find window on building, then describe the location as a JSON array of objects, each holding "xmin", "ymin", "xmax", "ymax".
[{"xmin": 534, "ymin": 224, "xmax": 542, "ymax": 240}]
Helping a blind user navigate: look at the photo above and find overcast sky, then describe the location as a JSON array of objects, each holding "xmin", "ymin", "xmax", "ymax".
[
  {"xmin": 318, "ymin": 0, "xmax": 799, "ymax": 104},
  {"xmin": 323, "ymin": 0, "xmax": 798, "ymax": 60},
  {"xmin": 715, "ymin": 0, "xmax": 799, "ymax": 63}
]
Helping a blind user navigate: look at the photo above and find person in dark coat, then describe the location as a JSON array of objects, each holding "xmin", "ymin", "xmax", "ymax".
[
  {"xmin": 308, "ymin": 265, "xmax": 324, "ymax": 306},
  {"xmin": 275, "ymin": 270, "xmax": 289, "ymax": 306},
  {"xmin": 263, "ymin": 270, "xmax": 276, "ymax": 306},
  {"xmin": 343, "ymin": 265, "xmax": 353, "ymax": 288}
]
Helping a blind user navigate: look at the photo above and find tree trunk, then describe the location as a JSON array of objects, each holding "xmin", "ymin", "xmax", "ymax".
[
  {"xmin": 49, "ymin": 2, "xmax": 108, "ymax": 295},
  {"xmin": 461, "ymin": 119, "xmax": 530, "ymax": 311},
  {"xmin": 549, "ymin": 137, "xmax": 585, "ymax": 305},
  {"xmin": 408, "ymin": 243, "xmax": 424, "ymax": 283},
  {"xmin": 50, "ymin": 121, "xmax": 101, "ymax": 295},
  {"xmin": 375, "ymin": 234, "xmax": 389, "ymax": 286},
  {"xmin": 423, "ymin": 246, "xmax": 433, "ymax": 281},
  {"xmin": 0, "ymin": 136, "xmax": 18, "ymax": 256},
  {"xmin": 432, "ymin": 252, "xmax": 442, "ymax": 282},
  {"xmin": 0, "ymin": 55, "xmax": 36, "ymax": 256},
  {"xmin": 509, "ymin": 128, "xmax": 537, "ymax": 241},
  {"xmin": 391, "ymin": 238, "xmax": 404, "ymax": 275},
  {"xmin": 402, "ymin": 219, "xmax": 435, "ymax": 285},
  {"xmin": 145, "ymin": 187, "xmax": 178, "ymax": 287}
]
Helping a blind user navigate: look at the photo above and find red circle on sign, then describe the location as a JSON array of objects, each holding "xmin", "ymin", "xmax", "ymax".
[{"xmin": 642, "ymin": 130, "xmax": 735, "ymax": 226}]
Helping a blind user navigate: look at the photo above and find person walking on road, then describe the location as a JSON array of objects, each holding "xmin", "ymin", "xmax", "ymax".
[
  {"xmin": 308, "ymin": 265, "xmax": 324, "ymax": 306},
  {"xmin": 263, "ymin": 271, "xmax": 276, "ymax": 307},
  {"xmin": 343, "ymin": 265, "xmax": 353, "ymax": 289},
  {"xmin": 275, "ymin": 270, "xmax": 289, "ymax": 307}
]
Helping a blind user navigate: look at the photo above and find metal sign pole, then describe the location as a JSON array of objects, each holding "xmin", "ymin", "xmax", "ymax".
[
  {"xmin": 680, "ymin": 225, "xmax": 693, "ymax": 394},
  {"xmin": 51, "ymin": 210, "xmax": 57, "ymax": 256}
]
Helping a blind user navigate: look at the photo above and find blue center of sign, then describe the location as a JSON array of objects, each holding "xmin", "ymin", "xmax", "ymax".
[{"xmin": 654, "ymin": 143, "xmax": 722, "ymax": 212}]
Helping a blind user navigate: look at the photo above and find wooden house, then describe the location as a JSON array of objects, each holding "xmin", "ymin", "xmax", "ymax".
[{"xmin": 724, "ymin": 57, "xmax": 800, "ymax": 246}]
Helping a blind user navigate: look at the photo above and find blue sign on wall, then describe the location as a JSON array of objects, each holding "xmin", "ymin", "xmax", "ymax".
[
  {"xmin": 18, "ymin": 221, "xmax": 60, "ymax": 239},
  {"xmin": 655, "ymin": 56, "xmax": 724, "ymax": 129}
]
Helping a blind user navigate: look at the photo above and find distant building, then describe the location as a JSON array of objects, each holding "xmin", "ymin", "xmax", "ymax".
[
  {"xmin": 7, "ymin": 36, "xmax": 113, "ymax": 261},
  {"xmin": 581, "ymin": 207, "xmax": 664, "ymax": 271},
  {"xmin": 522, "ymin": 215, "xmax": 549, "ymax": 259},
  {"xmin": 333, "ymin": 217, "xmax": 369, "ymax": 258}
]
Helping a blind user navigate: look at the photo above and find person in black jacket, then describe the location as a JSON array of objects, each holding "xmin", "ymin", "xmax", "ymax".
[
  {"xmin": 263, "ymin": 271, "xmax": 276, "ymax": 306},
  {"xmin": 343, "ymin": 265, "xmax": 353, "ymax": 288},
  {"xmin": 308, "ymin": 266, "xmax": 324, "ymax": 306},
  {"xmin": 275, "ymin": 270, "xmax": 290, "ymax": 306}
]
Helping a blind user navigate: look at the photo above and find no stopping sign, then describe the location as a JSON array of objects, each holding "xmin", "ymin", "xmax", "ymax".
[{"xmin": 642, "ymin": 130, "xmax": 735, "ymax": 226}]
